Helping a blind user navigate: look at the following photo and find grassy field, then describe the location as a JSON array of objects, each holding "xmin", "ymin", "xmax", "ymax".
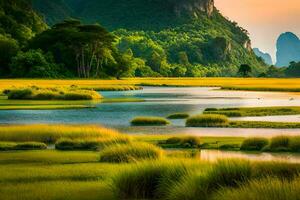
[
  {"xmin": 1, "ymin": 124, "xmax": 300, "ymax": 199},
  {"xmin": 0, "ymin": 78, "xmax": 300, "ymax": 92},
  {"xmin": 204, "ymin": 106, "xmax": 300, "ymax": 117},
  {"xmin": 1, "ymin": 150, "xmax": 300, "ymax": 200},
  {"xmin": 184, "ymin": 114, "xmax": 300, "ymax": 128}
]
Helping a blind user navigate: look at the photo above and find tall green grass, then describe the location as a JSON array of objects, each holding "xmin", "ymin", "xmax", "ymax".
[
  {"xmin": 229, "ymin": 121, "xmax": 300, "ymax": 128},
  {"xmin": 213, "ymin": 177, "xmax": 300, "ymax": 200},
  {"xmin": 131, "ymin": 117, "xmax": 170, "ymax": 126},
  {"xmin": 5, "ymin": 87, "xmax": 102, "ymax": 100},
  {"xmin": 111, "ymin": 159, "xmax": 200, "ymax": 199},
  {"xmin": 99, "ymin": 143, "xmax": 163, "ymax": 163},
  {"xmin": 240, "ymin": 137, "xmax": 269, "ymax": 151},
  {"xmin": 0, "ymin": 142, "xmax": 47, "ymax": 151},
  {"xmin": 186, "ymin": 114, "xmax": 229, "ymax": 127},
  {"xmin": 160, "ymin": 136, "xmax": 201, "ymax": 149},
  {"xmin": 239, "ymin": 136, "xmax": 300, "ymax": 153},
  {"xmin": 167, "ymin": 113, "xmax": 190, "ymax": 119},
  {"xmin": 0, "ymin": 124, "xmax": 128, "ymax": 143},
  {"xmin": 55, "ymin": 137, "xmax": 129, "ymax": 151},
  {"xmin": 0, "ymin": 181, "xmax": 114, "ymax": 200},
  {"xmin": 0, "ymin": 150, "xmax": 99, "ymax": 165},
  {"xmin": 269, "ymin": 136, "xmax": 290, "ymax": 152},
  {"xmin": 81, "ymin": 85, "xmax": 142, "ymax": 91},
  {"xmin": 166, "ymin": 159, "xmax": 300, "ymax": 200},
  {"xmin": 204, "ymin": 106, "xmax": 300, "ymax": 117}
]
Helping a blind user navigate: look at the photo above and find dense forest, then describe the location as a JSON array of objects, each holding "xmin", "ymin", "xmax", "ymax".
[{"xmin": 0, "ymin": 0, "xmax": 297, "ymax": 78}]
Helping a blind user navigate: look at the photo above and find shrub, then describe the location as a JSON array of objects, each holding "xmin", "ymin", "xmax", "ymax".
[
  {"xmin": 99, "ymin": 143, "xmax": 163, "ymax": 163},
  {"xmin": 180, "ymin": 136, "xmax": 201, "ymax": 148},
  {"xmin": 131, "ymin": 117, "xmax": 170, "ymax": 126},
  {"xmin": 9, "ymin": 50, "xmax": 61, "ymax": 78},
  {"xmin": 269, "ymin": 136, "xmax": 290, "ymax": 152},
  {"xmin": 163, "ymin": 136, "xmax": 201, "ymax": 149},
  {"xmin": 240, "ymin": 137, "xmax": 269, "ymax": 151},
  {"xmin": 167, "ymin": 113, "xmax": 190, "ymax": 119},
  {"xmin": 111, "ymin": 160, "xmax": 192, "ymax": 199},
  {"xmin": 7, "ymin": 88, "xmax": 33, "ymax": 99},
  {"xmin": 186, "ymin": 114, "xmax": 229, "ymax": 127},
  {"xmin": 0, "ymin": 142, "xmax": 47, "ymax": 151},
  {"xmin": 213, "ymin": 177, "xmax": 300, "ymax": 200}
]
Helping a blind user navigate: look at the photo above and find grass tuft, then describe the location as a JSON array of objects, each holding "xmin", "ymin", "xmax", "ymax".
[
  {"xmin": 161, "ymin": 136, "xmax": 201, "ymax": 149},
  {"xmin": 186, "ymin": 114, "xmax": 229, "ymax": 127},
  {"xmin": 213, "ymin": 177, "xmax": 300, "ymax": 200},
  {"xmin": 131, "ymin": 117, "xmax": 170, "ymax": 126},
  {"xmin": 167, "ymin": 159, "xmax": 252, "ymax": 200},
  {"xmin": 240, "ymin": 137, "xmax": 269, "ymax": 151},
  {"xmin": 269, "ymin": 136, "xmax": 290, "ymax": 152},
  {"xmin": 6, "ymin": 87, "xmax": 102, "ymax": 100},
  {"xmin": 111, "ymin": 160, "xmax": 195, "ymax": 199},
  {"xmin": 55, "ymin": 137, "xmax": 130, "ymax": 151},
  {"xmin": 99, "ymin": 143, "xmax": 163, "ymax": 163},
  {"xmin": 0, "ymin": 142, "xmax": 47, "ymax": 151},
  {"xmin": 167, "ymin": 113, "xmax": 190, "ymax": 119}
]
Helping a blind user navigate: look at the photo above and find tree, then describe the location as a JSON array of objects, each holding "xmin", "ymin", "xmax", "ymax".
[
  {"xmin": 178, "ymin": 51, "xmax": 190, "ymax": 66},
  {"xmin": 0, "ymin": 35, "xmax": 19, "ymax": 76},
  {"xmin": 285, "ymin": 61, "xmax": 300, "ymax": 77},
  {"xmin": 238, "ymin": 64, "xmax": 252, "ymax": 77},
  {"xmin": 172, "ymin": 66, "xmax": 187, "ymax": 77},
  {"xmin": 9, "ymin": 49, "xmax": 61, "ymax": 78},
  {"xmin": 29, "ymin": 19, "xmax": 115, "ymax": 78}
]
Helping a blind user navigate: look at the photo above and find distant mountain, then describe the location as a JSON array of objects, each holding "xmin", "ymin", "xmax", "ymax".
[
  {"xmin": 276, "ymin": 32, "xmax": 300, "ymax": 67},
  {"xmin": 253, "ymin": 48, "xmax": 273, "ymax": 65}
]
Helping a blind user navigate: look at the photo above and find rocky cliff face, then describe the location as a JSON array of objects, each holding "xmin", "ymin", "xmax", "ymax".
[
  {"xmin": 276, "ymin": 32, "xmax": 300, "ymax": 67},
  {"xmin": 173, "ymin": 0, "xmax": 214, "ymax": 17},
  {"xmin": 33, "ymin": 0, "xmax": 215, "ymax": 29}
]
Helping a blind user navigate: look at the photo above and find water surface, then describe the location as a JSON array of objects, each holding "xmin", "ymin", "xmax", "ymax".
[{"xmin": 1, "ymin": 87, "xmax": 300, "ymax": 137}]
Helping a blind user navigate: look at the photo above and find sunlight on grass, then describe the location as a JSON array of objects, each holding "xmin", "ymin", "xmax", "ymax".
[
  {"xmin": 0, "ymin": 124, "xmax": 129, "ymax": 143},
  {"xmin": 1, "ymin": 78, "xmax": 300, "ymax": 92}
]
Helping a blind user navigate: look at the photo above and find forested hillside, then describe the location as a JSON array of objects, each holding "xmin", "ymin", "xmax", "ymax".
[
  {"xmin": 31, "ymin": 0, "xmax": 266, "ymax": 77},
  {"xmin": 0, "ymin": 0, "xmax": 268, "ymax": 78},
  {"xmin": 0, "ymin": 0, "xmax": 47, "ymax": 76}
]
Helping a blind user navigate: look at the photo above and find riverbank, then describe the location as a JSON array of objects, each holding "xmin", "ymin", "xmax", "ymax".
[{"xmin": 1, "ymin": 78, "xmax": 300, "ymax": 93}]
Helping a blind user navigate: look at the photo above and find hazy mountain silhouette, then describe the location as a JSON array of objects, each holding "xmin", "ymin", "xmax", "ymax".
[
  {"xmin": 276, "ymin": 32, "xmax": 300, "ymax": 67},
  {"xmin": 253, "ymin": 48, "xmax": 273, "ymax": 65}
]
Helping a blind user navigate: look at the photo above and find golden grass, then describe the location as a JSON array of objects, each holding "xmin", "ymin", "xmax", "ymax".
[
  {"xmin": 0, "ymin": 78, "xmax": 300, "ymax": 92},
  {"xmin": 0, "ymin": 105, "xmax": 95, "ymax": 110},
  {"xmin": 0, "ymin": 124, "xmax": 130, "ymax": 143}
]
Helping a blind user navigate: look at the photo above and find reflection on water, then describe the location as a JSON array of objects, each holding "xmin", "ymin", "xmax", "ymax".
[
  {"xmin": 0, "ymin": 87, "xmax": 300, "ymax": 136},
  {"xmin": 200, "ymin": 150, "xmax": 300, "ymax": 163}
]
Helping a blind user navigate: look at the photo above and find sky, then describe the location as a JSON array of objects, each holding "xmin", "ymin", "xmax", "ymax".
[{"xmin": 215, "ymin": 0, "xmax": 300, "ymax": 62}]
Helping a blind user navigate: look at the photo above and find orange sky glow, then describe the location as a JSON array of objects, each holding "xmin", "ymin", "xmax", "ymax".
[{"xmin": 215, "ymin": 0, "xmax": 300, "ymax": 61}]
